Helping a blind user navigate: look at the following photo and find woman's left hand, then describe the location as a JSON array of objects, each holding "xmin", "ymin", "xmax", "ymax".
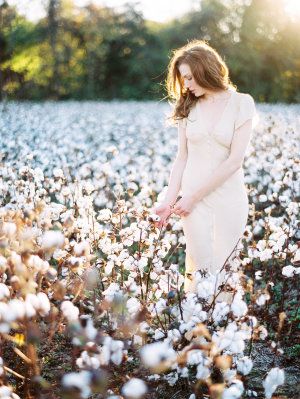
[{"xmin": 172, "ymin": 195, "xmax": 196, "ymax": 217}]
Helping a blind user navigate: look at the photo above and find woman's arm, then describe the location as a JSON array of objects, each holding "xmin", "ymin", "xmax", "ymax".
[
  {"xmin": 173, "ymin": 118, "xmax": 253, "ymax": 216},
  {"xmin": 160, "ymin": 119, "xmax": 188, "ymax": 206},
  {"xmin": 152, "ymin": 119, "xmax": 188, "ymax": 227}
]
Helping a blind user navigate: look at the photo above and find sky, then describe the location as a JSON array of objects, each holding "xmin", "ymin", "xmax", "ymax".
[
  {"xmin": 6, "ymin": 0, "xmax": 200, "ymax": 23},
  {"xmin": 5, "ymin": 0, "xmax": 300, "ymax": 23}
]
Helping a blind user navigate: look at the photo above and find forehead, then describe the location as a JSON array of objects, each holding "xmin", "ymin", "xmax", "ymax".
[{"xmin": 178, "ymin": 63, "xmax": 192, "ymax": 77}]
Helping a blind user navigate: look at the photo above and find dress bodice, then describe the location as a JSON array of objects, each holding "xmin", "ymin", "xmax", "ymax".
[{"xmin": 181, "ymin": 89, "xmax": 257, "ymax": 151}]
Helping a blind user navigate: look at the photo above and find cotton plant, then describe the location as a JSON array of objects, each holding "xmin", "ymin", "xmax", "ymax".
[{"xmin": 1, "ymin": 102, "xmax": 299, "ymax": 398}]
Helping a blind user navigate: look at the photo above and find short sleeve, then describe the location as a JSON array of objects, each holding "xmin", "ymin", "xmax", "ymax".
[{"xmin": 235, "ymin": 94, "xmax": 259, "ymax": 130}]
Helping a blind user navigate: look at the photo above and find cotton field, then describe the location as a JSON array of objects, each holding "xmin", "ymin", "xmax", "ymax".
[{"xmin": 0, "ymin": 100, "xmax": 299, "ymax": 399}]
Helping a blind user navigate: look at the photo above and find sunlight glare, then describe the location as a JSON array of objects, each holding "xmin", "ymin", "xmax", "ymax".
[{"xmin": 284, "ymin": 0, "xmax": 300, "ymax": 20}]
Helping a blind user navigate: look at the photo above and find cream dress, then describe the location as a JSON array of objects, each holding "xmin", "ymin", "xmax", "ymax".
[{"xmin": 179, "ymin": 88, "xmax": 257, "ymax": 293}]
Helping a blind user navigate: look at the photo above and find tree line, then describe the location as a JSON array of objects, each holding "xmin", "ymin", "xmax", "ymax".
[{"xmin": 0, "ymin": 0, "xmax": 299, "ymax": 102}]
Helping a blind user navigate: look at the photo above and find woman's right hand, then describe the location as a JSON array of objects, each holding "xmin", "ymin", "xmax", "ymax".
[{"xmin": 152, "ymin": 202, "xmax": 173, "ymax": 228}]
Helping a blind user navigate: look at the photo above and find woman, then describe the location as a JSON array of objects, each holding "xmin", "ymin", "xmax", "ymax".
[{"xmin": 153, "ymin": 39, "xmax": 258, "ymax": 298}]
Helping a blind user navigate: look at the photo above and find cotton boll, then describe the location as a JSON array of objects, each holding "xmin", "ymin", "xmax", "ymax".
[
  {"xmin": 256, "ymin": 293, "xmax": 270, "ymax": 306},
  {"xmin": 255, "ymin": 271, "xmax": 263, "ymax": 280},
  {"xmin": 61, "ymin": 300, "xmax": 79, "ymax": 321},
  {"xmin": 282, "ymin": 265, "xmax": 298, "ymax": 277},
  {"xmin": 102, "ymin": 283, "xmax": 122, "ymax": 302},
  {"xmin": 213, "ymin": 323, "xmax": 246, "ymax": 354},
  {"xmin": 97, "ymin": 209, "xmax": 112, "ymax": 222},
  {"xmin": 196, "ymin": 274, "xmax": 218, "ymax": 299},
  {"xmin": 0, "ymin": 385, "xmax": 18, "ymax": 398},
  {"xmin": 7, "ymin": 299, "xmax": 26, "ymax": 321},
  {"xmin": 0, "ymin": 256, "xmax": 8, "ymax": 273},
  {"xmin": 222, "ymin": 379, "xmax": 244, "ymax": 399},
  {"xmin": 24, "ymin": 300, "xmax": 37, "ymax": 318},
  {"xmin": 154, "ymin": 329, "xmax": 165, "ymax": 340},
  {"xmin": 187, "ymin": 350, "xmax": 203, "ymax": 366},
  {"xmin": 79, "ymin": 315, "xmax": 97, "ymax": 341},
  {"xmin": 74, "ymin": 241, "xmax": 90, "ymax": 256},
  {"xmin": 231, "ymin": 294, "xmax": 248, "ymax": 318},
  {"xmin": 36, "ymin": 292, "xmax": 51, "ymax": 316},
  {"xmin": 99, "ymin": 336, "xmax": 124, "ymax": 366},
  {"xmin": 76, "ymin": 351, "xmax": 100, "ymax": 369},
  {"xmin": 263, "ymin": 367, "xmax": 285, "ymax": 399},
  {"xmin": 140, "ymin": 341, "xmax": 176, "ymax": 368},
  {"xmin": 27, "ymin": 255, "xmax": 50, "ymax": 274},
  {"xmin": 212, "ymin": 302, "xmax": 230, "ymax": 324},
  {"xmin": 196, "ymin": 363, "xmax": 210, "ymax": 380},
  {"xmin": 41, "ymin": 230, "xmax": 65, "ymax": 250},
  {"xmin": 0, "ymin": 283, "xmax": 10, "ymax": 300},
  {"xmin": 154, "ymin": 298, "xmax": 167, "ymax": 315},
  {"xmin": 236, "ymin": 356, "xmax": 253, "ymax": 375},
  {"xmin": 121, "ymin": 378, "xmax": 147, "ymax": 399},
  {"xmin": 167, "ymin": 329, "xmax": 181, "ymax": 344},
  {"xmin": 126, "ymin": 297, "xmax": 142, "ymax": 317},
  {"xmin": 62, "ymin": 370, "xmax": 91, "ymax": 398},
  {"xmin": 110, "ymin": 340, "xmax": 124, "ymax": 365}
]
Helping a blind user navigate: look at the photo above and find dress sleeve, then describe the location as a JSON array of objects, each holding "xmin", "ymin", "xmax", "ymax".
[{"xmin": 235, "ymin": 94, "xmax": 259, "ymax": 130}]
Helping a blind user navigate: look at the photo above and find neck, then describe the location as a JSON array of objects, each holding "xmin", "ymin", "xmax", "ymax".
[{"xmin": 203, "ymin": 88, "xmax": 231, "ymax": 102}]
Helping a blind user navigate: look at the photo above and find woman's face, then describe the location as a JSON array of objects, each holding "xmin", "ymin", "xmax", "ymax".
[{"xmin": 178, "ymin": 63, "xmax": 205, "ymax": 97}]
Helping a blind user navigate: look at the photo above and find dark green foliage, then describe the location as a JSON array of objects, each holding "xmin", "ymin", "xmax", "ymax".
[{"xmin": 0, "ymin": 0, "xmax": 299, "ymax": 101}]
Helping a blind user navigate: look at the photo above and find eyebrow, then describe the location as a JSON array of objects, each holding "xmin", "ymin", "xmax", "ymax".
[{"xmin": 181, "ymin": 73, "xmax": 192, "ymax": 78}]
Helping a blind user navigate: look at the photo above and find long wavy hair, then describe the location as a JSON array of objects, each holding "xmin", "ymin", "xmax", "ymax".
[{"xmin": 166, "ymin": 39, "xmax": 236, "ymax": 123}]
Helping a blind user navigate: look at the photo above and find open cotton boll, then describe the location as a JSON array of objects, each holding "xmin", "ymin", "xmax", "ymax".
[
  {"xmin": 263, "ymin": 367, "xmax": 285, "ymax": 399},
  {"xmin": 140, "ymin": 341, "xmax": 176, "ymax": 368},
  {"xmin": 236, "ymin": 356, "xmax": 253, "ymax": 375},
  {"xmin": 126, "ymin": 297, "xmax": 142, "ymax": 317},
  {"xmin": 6, "ymin": 299, "xmax": 26, "ymax": 321},
  {"xmin": 99, "ymin": 336, "xmax": 124, "ymax": 366},
  {"xmin": 41, "ymin": 230, "xmax": 65, "ymax": 250},
  {"xmin": 230, "ymin": 293, "xmax": 248, "ymax": 318},
  {"xmin": 222, "ymin": 379, "xmax": 244, "ymax": 399},
  {"xmin": 196, "ymin": 274, "xmax": 218, "ymax": 299},
  {"xmin": 74, "ymin": 241, "xmax": 90, "ymax": 256},
  {"xmin": 121, "ymin": 378, "xmax": 147, "ymax": 399},
  {"xmin": 282, "ymin": 265, "xmax": 299, "ymax": 277},
  {"xmin": 2, "ymin": 222, "xmax": 17, "ymax": 238},
  {"xmin": 62, "ymin": 370, "xmax": 91, "ymax": 398},
  {"xmin": 76, "ymin": 350, "xmax": 101, "ymax": 369},
  {"xmin": 0, "ymin": 256, "xmax": 7, "ymax": 273},
  {"xmin": 27, "ymin": 255, "xmax": 50, "ymax": 274},
  {"xmin": 0, "ymin": 283, "xmax": 10, "ymax": 300},
  {"xmin": 97, "ymin": 209, "xmax": 112, "ymax": 222},
  {"xmin": 61, "ymin": 300, "xmax": 79, "ymax": 321},
  {"xmin": 256, "ymin": 293, "xmax": 270, "ymax": 306},
  {"xmin": 36, "ymin": 292, "xmax": 51, "ymax": 316},
  {"xmin": 0, "ymin": 384, "xmax": 21, "ymax": 398},
  {"xmin": 212, "ymin": 322, "xmax": 247, "ymax": 354},
  {"xmin": 212, "ymin": 302, "xmax": 230, "ymax": 324}
]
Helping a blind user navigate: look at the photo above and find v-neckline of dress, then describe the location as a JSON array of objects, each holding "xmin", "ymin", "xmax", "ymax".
[{"xmin": 196, "ymin": 89, "xmax": 235, "ymax": 135}]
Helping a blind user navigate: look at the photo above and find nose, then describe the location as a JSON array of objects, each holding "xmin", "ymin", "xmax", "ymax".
[{"xmin": 184, "ymin": 81, "xmax": 191, "ymax": 90}]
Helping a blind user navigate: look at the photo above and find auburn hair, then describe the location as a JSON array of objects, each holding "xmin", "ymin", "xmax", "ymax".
[{"xmin": 166, "ymin": 39, "xmax": 236, "ymax": 123}]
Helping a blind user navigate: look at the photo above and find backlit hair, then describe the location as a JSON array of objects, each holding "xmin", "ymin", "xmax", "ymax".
[{"xmin": 166, "ymin": 39, "xmax": 236, "ymax": 123}]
